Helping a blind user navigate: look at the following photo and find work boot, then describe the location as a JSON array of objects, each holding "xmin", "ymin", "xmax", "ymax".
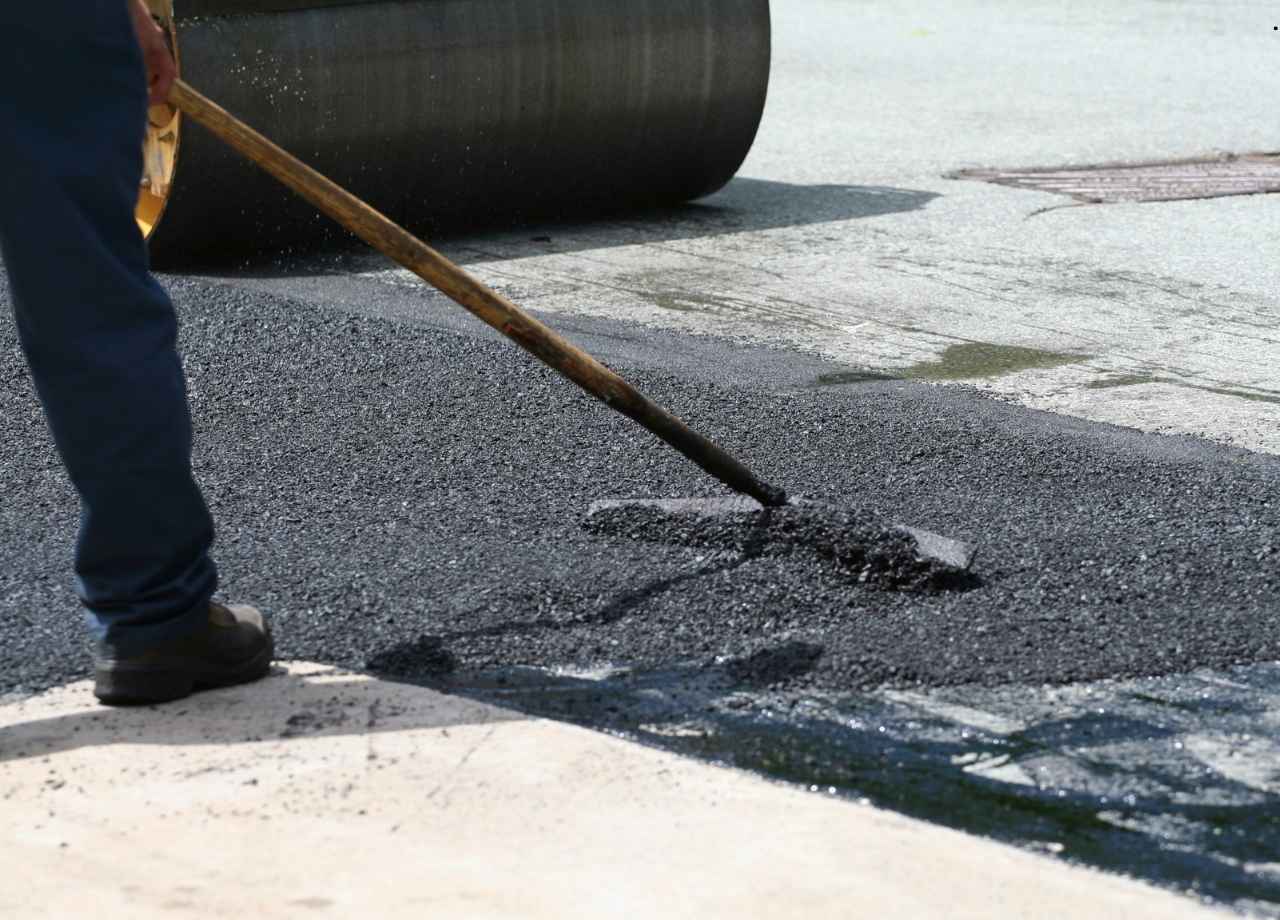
[{"xmin": 93, "ymin": 602, "xmax": 274, "ymax": 706}]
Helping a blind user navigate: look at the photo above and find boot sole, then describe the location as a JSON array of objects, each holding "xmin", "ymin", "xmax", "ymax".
[{"xmin": 94, "ymin": 635, "xmax": 275, "ymax": 706}]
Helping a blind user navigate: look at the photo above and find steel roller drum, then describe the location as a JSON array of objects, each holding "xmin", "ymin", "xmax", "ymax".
[{"xmin": 139, "ymin": 0, "xmax": 771, "ymax": 261}]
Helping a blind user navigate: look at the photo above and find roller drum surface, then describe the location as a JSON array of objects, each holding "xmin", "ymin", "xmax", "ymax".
[{"xmin": 148, "ymin": 0, "xmax": 772, "ymax": 260}]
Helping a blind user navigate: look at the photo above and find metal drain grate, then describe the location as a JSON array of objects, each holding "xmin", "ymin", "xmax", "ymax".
[{"xmin": 951, "ymin": 153, "xmax": 1280, "ymax": 204}]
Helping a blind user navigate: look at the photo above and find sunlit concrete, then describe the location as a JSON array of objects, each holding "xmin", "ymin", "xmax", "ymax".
[{"xmin": 0, "ymin": 663, "xmax": 1230, "ymax": 919}]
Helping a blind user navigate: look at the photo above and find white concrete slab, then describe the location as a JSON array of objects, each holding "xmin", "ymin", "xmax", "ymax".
[{"xmin": 0, "ymin": 663, "xmax": 1228, "ymax": 919}]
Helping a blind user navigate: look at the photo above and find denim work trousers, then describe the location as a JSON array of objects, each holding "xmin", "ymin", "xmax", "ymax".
[{"xmin": 0, "ymin": 0, "xmax": 217, "ymax": 651}]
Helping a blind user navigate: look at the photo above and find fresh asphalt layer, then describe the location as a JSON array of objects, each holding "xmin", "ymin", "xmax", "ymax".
[{"xmin": 3, "ymin": 273, "xmax": 1278, "ymax": 699}]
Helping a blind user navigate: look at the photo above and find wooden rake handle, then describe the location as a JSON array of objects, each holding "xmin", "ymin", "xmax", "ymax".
[{"xmin": 168, "ymin": 80, "xmax": 788, "ymax": 507}]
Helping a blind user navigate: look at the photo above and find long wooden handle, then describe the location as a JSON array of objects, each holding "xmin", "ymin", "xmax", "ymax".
[{"xmin": 168, "ymin": 79, "xmax": 788, "ymax": 507}]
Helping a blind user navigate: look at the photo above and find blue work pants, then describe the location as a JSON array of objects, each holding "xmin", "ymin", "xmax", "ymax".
[{"xmin": 0, "ymin": 0, "xmax": 217, "ymax": 651}]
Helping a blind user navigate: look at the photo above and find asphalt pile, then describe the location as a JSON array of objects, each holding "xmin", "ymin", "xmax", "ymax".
[
  {"xmin": 583, "ymin": 502, "xmax": 966, "ymax": 592},
  {"xmin": 2, "ymin": 274, "xmax": 1278, "ymax": 695}
]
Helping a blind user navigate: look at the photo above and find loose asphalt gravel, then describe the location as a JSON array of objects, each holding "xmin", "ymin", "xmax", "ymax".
[{"xmin": 2, "ymin": 273, "xmax": 1278, "ymax": 696}]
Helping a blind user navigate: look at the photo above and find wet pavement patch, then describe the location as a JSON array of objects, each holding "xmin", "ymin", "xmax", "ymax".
[
  {"xmin": 901, "ymin": 342, "xmax": 1086, "ymax": 381},
  {"xmin": 952, "ymin": 153, "xmax": 1280, "ymax": 204},
  {"xmin": 815, "ymin": 342, "xmax": 1087, "ymax": 386},
  {"xmin": 1087, "ymin": 373, "xmax": 1280, "ymax": 407}
]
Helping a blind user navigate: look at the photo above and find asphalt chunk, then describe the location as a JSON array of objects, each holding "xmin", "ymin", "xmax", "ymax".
[
  {"xmin": 582, "ymin": 501, "xmax": 974, "ymax": 592},
  {"xmin": 2, "ymin": 273, "xmax": 1278, "ymax": 694}
]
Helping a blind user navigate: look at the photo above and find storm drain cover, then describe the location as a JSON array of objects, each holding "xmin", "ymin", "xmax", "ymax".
[{"xmin": 951, "ymin": 153, "xmax": 1280, "ymax": 204}]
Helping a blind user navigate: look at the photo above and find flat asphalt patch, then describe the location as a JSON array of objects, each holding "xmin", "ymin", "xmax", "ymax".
[{"xmin": 2, "ymin": 274, "xmax": 1277, "ymax": 698}]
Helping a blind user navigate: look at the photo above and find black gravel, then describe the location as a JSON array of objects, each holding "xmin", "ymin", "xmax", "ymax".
[{"xmin": 2, "ymin": 273, "xmax": 1278, "ymax": 695}]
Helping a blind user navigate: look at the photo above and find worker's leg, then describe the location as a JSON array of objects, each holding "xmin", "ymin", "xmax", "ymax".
[{"xmin": 0, "ymin": 0, "xmax": 217, "ymax": 653}]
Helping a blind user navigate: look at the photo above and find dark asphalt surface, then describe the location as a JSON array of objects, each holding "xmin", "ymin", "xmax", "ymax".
[
  {"xmin": 2, "ymin": 272, "xmax": 1277, "ymax": 697},
  {"xmin": 584, "ymin": 497, "xmax": 980, "ymax": 591},
  {"xmin": 4, "ymin": 268, "xmax": 1280, "ymax": 913}
]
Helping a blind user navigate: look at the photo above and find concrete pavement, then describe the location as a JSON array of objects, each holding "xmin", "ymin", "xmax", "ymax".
[{"xmin": 0, "ymin": 663, "xmax": 1231, "ymax": 919}]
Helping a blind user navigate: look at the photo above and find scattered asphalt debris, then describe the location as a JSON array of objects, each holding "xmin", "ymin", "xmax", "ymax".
[
  {"xmin": 2, "ymin": 273, "xmax": 1279, "ymax": 698},
  {"xmin": 583, "ymin": 501, "xmax": 974, "ymax": 592}
]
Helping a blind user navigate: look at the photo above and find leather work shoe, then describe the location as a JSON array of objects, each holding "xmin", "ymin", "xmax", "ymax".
[{"xmin": 93, "ymin": 602, "xmax": 274, "ymax": 706}]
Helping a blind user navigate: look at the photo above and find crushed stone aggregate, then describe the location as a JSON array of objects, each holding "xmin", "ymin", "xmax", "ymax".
[{"xmin": 2, "ymin": 273, "xmax": 1278, "ymax": 695}]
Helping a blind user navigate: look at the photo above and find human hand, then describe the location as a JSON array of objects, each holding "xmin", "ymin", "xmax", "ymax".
[{"xmin": 128, "ymin": 0, "xmax": 177, "ymax": 105}]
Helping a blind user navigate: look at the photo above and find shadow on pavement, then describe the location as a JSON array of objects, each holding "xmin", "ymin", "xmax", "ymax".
[
  {"xmin": 0, "ymin": 664, "xmax": 520, "ymax": 764},
  {"xmin": 156, "ymin": 177, "xmax": 941, "ymax": 273}
]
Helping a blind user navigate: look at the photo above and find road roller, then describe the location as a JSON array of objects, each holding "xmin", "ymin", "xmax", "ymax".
[{"xmin": 138, "ymin": 0, "xmax": 772, "ymax": 262}]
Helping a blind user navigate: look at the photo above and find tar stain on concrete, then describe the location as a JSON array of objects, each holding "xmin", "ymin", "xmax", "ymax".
[
  {"xmin": 1087, "ymin": 373, "xmax": 1280, "ymax": 406},
  {"xmin": 902, "ymin": 342, "xmax": 1087, "ymax": 380},
  {"xmin": 816, "ymin": 341, "xmax": 1088, "ymax": 387}
]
